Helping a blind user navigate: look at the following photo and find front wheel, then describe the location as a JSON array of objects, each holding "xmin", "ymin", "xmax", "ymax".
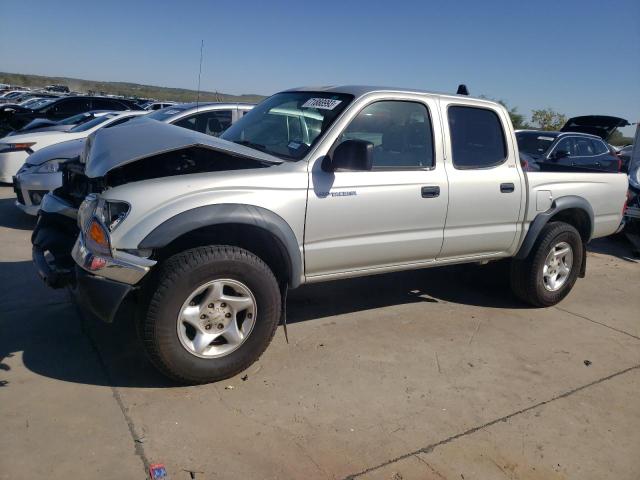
[
  {"xmin": 510, "ymin": 222, "xmax": 583, "ymax": 307},
  {"xmin": 140, "ymin": 246, "xmax": 281, "ymax": 384}
]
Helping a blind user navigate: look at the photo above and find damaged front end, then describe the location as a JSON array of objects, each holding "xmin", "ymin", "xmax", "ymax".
[{"xmin": 31, "ymin": 118, "xmax": 283, "ymax": 290}]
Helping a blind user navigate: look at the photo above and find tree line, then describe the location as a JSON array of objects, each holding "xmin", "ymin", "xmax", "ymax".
[{"xmin": 495, "ymin": 99, "xmax": 633, "ymax": 146}]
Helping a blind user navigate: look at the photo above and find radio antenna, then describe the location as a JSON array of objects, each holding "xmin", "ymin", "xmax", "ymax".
[{"xmin": 196, "ymin": 39, "xmax": 204, "ymax": 111}]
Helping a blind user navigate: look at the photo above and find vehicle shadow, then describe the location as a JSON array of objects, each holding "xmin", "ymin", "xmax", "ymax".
[
  {"xmin": 0, "ymin": 198, "xmax": 36, "ymax": 230},
  {"xmin": 0, "ymin": 257, "xmax": 527, "ymax": 389},
  {"xmin": 0, "ymin": 260, "xmax": 174, "ymax": 389},
  {"xmin": 587, "ymin": 235, "xmax": 639, "ymax": 262},
  {"xmin": 287, "ymin": 260, "xmax": 525, "ymax": 324},
  {"xmin": 7, "ymin": 234, "xmax": 635, "ymax": 389}
]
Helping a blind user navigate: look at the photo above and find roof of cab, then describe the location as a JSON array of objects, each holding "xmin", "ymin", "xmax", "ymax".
[
  {"xmin": 172, "ymin": 102, "xmax": 256, "ymax": 110},
  {"xmin": 284, "ymin": 85, "xmax": 492, "ymax": 103}
]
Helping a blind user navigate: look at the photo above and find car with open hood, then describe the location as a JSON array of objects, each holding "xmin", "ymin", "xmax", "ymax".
[
  {"xmin": 32, "ymin": 86, "xmax": 628, "ymax": 384},
  {"xmin": 0, "ymin": 110, "xmax": 147, "ymax": 184},
  {"xmin": 13, "ymin": 103, "xmax": 253, "ymax": 214},
  {"xmin": 516, "ymin": 115, "xmax": 629, "ymax": 173}
]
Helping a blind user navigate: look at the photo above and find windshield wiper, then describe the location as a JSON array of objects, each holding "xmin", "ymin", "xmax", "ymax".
[
  {"xmin": 232, "ymin": 139, "xmax": 297, "ymax": 161},
  {"xmin": 233, "ymin": 140, "xmax": 268, "ymax": 153}
]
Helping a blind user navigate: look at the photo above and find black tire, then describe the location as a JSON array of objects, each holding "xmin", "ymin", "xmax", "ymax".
[
  {"xmin": 141, "ymin": 245, "xmax": 281, "ymax": 384},
  {"xmin": 510, "ymin": 222, "xmax": 583, "ymax": 307}
]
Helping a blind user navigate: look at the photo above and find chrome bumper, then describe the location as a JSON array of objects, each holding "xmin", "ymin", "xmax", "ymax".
[
  {"xmin": 40, "ymin": 192, "xmax": 78, "ymax": 219},
  {"xmin": 72, "ymin": 233, "xmax": 156, "ymax": 285},
  {"xmin": 625, "ymin": 206, "xmax": 640, "ymax": 220}
]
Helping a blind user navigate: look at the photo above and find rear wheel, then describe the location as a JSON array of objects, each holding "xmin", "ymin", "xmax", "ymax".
[
  {"xmin": 141, "ymin": 246, "xmax": 281, "ymax": 384},
  {"xmin": 510, "ymin": 222, "xmax": 583, "ymax": 307}
]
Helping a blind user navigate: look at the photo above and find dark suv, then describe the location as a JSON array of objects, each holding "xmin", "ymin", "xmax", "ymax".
[
  {"xmin": 517, "ymin": 115, "xmax": 629, "ymax": 172},
  {"xmin": 0, "ymin": 96, "xmax": 142, "ymax": 133}
]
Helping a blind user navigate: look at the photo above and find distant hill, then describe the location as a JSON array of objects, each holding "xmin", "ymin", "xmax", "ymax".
[{"xmin": 0, "ymin": 71, "xmax": 267, "ymax": 103}]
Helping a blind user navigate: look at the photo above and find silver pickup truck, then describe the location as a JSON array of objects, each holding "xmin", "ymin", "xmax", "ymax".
[{"xmin": 33, "ymin": 86, "xmax": 628, "ymax": 384}]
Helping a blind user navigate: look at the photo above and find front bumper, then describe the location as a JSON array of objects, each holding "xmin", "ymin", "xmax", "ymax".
[
  {"xmin": 625, "ymin": 206, "xmax": 640, "ymax": 220},
  {"xmin": 70, "ymin": 233, "xmax": 156, "ymax": 323},
  {"xmin": 0, "ymin": 150, "xmax": 29, "ymax": 183},
  {"xmin": 13, "ymin": 168, "xmax": 63, "ymax": 215},
  {"xmin": 74, "ymin": 267, "xmax": 133, "ymax": 323},
  {"xmin": 72, "ymin": 233, "xmax": 156, "ymax": 285}
]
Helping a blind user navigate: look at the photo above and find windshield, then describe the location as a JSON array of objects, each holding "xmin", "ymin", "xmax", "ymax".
[
  {"xmin": 146, "ymin": 106, "xmax": 189, "ymax": 121},
  {"xmin": 24, "ymin": 98, "xmax": 54, "ymax": 110},
  {"xmin": 516, "ymin": 131, "xmax": 557, "ymax": 158},
  {"xmin": 221, "ymin": 92, "xmax": 354, "ymax": 160},
  {"xmin": 69, "ymin": 114, "xmax": 117, "ymax": 132},
  {"xmin": 57, "ymin": 112, "xmax": 94, "ymax": 125},
  {"xmin": 19, "ymin": 98, "xmax": 43, "ymax": 107}
]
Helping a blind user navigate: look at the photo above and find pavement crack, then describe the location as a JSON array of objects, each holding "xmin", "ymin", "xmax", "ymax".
[
  {"xmin": 554, "ymin": 306, "xmax": 640, "ymax": 340},
  {"xmin": 72, "ymin": 301, "xmax": 150, "ymax": 476},
  {"xmin": 342, "ymin": 363, "xmax": 640, "ymax": 479}
]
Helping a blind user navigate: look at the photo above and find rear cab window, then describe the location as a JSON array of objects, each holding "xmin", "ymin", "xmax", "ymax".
[{"xmin": 448, "ymin": 106, "xmax": 507, "ymax": 169}]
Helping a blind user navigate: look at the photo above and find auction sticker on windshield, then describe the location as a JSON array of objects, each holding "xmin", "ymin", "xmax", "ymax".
[{"xmin": 302, "ymin": 98, "xmax": 342, "ymax": 110}]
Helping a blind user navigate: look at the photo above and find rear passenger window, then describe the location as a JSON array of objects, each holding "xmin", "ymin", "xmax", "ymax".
[
  {"xmin": 448, "ymin": 106, "xmax": 506, "ymax": 169},
  {"xmin": 339, "ymin": 101, "xmax": 434, "ymax": 169},
  {"xmin": 592, "ymin": 139, "xmax": 609, "ymax": 155},
  {"xmin": 575, "ymin": 138, "xmax": 595, "ymax": 156}
]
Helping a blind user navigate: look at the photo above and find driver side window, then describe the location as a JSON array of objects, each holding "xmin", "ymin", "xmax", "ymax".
[{"xmin": 337, "ymin": 101, "xmax": 434, "ymax": 169}]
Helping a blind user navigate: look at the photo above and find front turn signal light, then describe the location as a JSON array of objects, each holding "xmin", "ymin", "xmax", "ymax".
[{"xmin": 86, "ymin": 218, "xmax": 112, "ymax": 257}]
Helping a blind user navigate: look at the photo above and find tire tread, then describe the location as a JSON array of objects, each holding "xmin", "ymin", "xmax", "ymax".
[{"xmin": 142, "ymin": 245, "xmax": 280, "ymax": 384}]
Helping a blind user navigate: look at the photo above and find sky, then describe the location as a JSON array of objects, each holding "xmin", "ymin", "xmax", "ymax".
[{"xmin": 1, "ymin": 0, "xmax": 639, "ymax": 134}]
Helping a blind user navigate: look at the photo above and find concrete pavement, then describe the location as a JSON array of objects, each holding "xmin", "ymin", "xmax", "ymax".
[{"xmin": 0, "ymin": 185, "xmax": 638, "ymax": 479}]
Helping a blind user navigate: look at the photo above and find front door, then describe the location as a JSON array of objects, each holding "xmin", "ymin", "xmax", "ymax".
[{"xmin": 304, "ymin": 98, "xmax": 449, "ymax": 278}]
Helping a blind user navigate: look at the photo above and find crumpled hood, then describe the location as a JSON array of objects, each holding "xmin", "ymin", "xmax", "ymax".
[
  {"xmin": 83, "ymin": 118, "xmax": 284, "ymax": 178},
  {"xmin": 26, "ymin": 138, "xmax": 84, "ymax": 166}
]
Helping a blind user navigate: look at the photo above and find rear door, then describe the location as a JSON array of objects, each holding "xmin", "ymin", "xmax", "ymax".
[{"xmin": 438, "ymin": 100, "xmax": 524, "ymax": 259}]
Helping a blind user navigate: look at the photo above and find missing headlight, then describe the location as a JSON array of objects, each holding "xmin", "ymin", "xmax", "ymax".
[{"xmin": 104, "ymin": 201, "xmax": 131, "ymax": 231}]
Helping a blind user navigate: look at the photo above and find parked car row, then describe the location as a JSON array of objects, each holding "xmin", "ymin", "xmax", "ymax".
[
  {"xmin": 23, "ymin": 85, "xmax": 628, "ymax": 384},
  {"xmin": 0, "ymin": 85, "xmax": 185, "ymax": 135},
  {"xmin": 0, "ymin": 95, "xmax": 143, "ymax": 134},
  {"xmin": 2, "ymin": 102, "xmax": 254, "ymax": 213}
]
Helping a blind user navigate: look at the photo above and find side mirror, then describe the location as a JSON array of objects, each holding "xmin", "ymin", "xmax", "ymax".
[
  {"xmin": 553, "ymin": 149, "xmax": 570, "ymax": 160},
  {"xmin": 326, "ymin": 139, "xmax": 373, "ymax": 171}
]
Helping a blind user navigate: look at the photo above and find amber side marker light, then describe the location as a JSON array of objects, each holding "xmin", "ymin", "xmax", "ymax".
[
  {"xmin": 86, "ymin": 218, "xmax": 112, "ymax": 258},
  {"xmin": 89, "ymin": 220, "xmax": 108, "ymax": 246}
]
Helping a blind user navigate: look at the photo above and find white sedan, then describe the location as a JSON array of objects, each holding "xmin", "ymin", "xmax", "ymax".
[{"xmin": 0, "ymin": 110, "xmax": 148, "ymax": 183}]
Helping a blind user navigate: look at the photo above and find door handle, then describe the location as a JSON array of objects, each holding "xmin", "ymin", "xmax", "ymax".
[
  {"xmin": 500, "ymin": 182, "xmax": 515, "ymax": 193},
  {"xmin": 421, "ymin": 186, "xmax": 440, "ymax": 198}
]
